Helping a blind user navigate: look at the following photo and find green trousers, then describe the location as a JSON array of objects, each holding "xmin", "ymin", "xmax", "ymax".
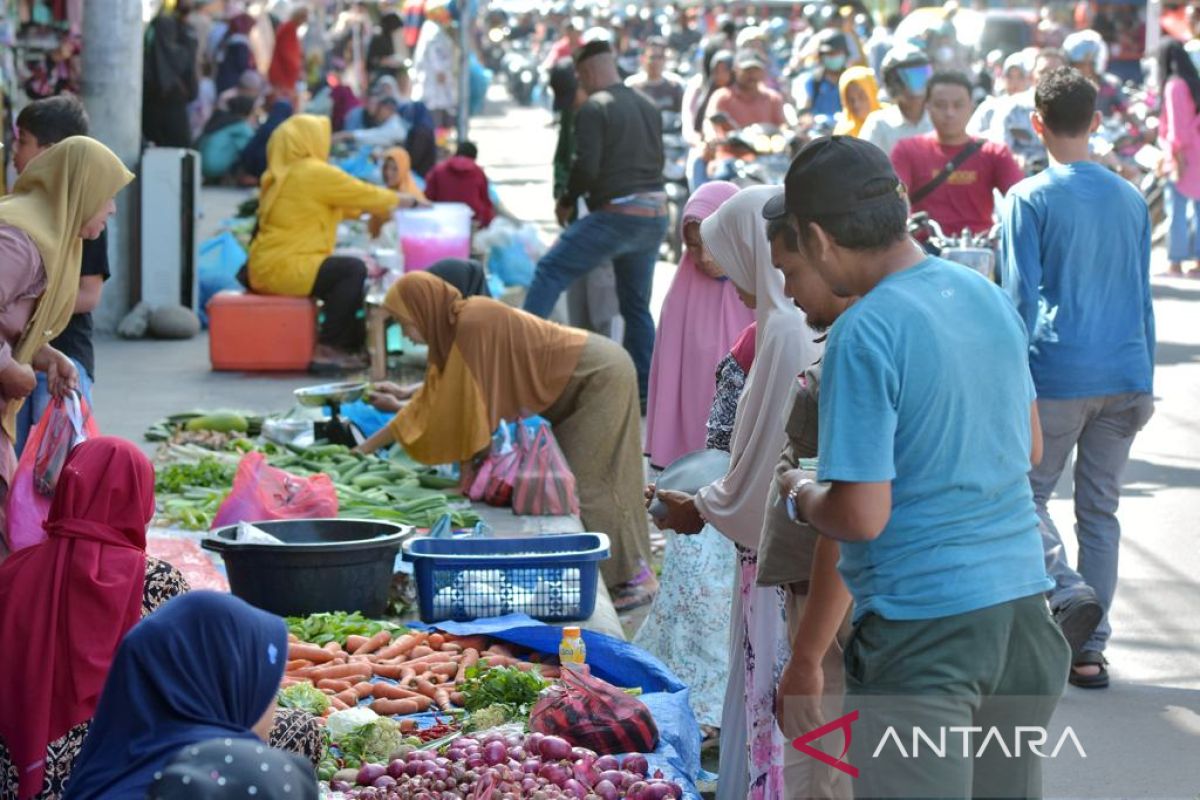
[{"xmin": 844, "ymin": 593, "xmax": 1071, "ymax": 799}]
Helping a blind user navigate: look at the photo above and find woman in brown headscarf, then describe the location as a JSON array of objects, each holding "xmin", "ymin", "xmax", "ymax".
[
  {"xmin": 359, "ymin": 272, "xmax": 654, "ymax": 603},
  {"xmin": 0, "ymin": 136, "xmax": 133, "ymax": 537}
]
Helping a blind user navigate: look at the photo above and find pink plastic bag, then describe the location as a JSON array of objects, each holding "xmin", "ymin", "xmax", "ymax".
[
  {"xmin": 468, "ymin": 422, "xmax": 519, "ymax": 507},
  {"xmin": 511, "ymin": 418, "xmax": 579, "ymax": 516},
  {"xmin": 4, "ymin": 393, "xmax": 98, "ymax": 552},
  {"xmin": 211, "ymin": 452, "xmax": 338, "ymax": 529}
]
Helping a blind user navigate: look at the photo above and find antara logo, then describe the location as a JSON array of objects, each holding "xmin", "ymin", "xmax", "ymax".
[
  {"xmin": 792, "ymin": 710, "xmax": 860, "ymax": 778},
  {"xmin": 792, "ymin": 711, "xmax": 1088, "ymax": 779}
]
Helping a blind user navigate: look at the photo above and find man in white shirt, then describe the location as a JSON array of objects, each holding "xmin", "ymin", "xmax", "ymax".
[{"xmin": 860, "ymin": 44, "xmax": 934, "ymax": 156}]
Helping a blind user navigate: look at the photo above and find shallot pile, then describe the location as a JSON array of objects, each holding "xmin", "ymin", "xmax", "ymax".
[{"xmin": 329, "ymin": 731, "xmax": 684, "ymax": 800}]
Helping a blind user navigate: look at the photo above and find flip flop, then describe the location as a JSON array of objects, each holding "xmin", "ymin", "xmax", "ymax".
[
  {"xmin": 612, "ymin": 578, "xmax": 659, "ymax": 613},
  {"xmin": 1069, "ymin": 650, "xmax": 1109, "ymax": 689}
]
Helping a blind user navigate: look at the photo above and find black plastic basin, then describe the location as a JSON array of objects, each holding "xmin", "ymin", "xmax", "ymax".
[{"xmin": 203, "ymin": 518, "xmax": 410, "ymax": 617}]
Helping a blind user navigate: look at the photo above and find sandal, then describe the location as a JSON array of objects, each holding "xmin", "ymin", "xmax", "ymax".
[
  {"xmin": 1068, "ymin": 650, "xmax": 1109, "ymax": 689},
  {"xmin": 612, "ymin": 566, "xmax": 659, "ymax": 613}
]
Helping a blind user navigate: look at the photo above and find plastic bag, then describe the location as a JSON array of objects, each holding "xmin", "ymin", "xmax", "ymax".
[
  {"xmin": 475, "ymin": 218, "xmax": 545, "ymax": 288},
  {"xmin": 197, "ymin": 231, "xmax": 247, "ymax": 327},
  {"xmin": 511, "ymin": 417, "xmax": 579, "ymax": 516},
  {"xmin": 530, "ymin": 667, "xmax": 659, "ymax": 755},
  {"xmin": 468, "ymin": 422, "xmax": 520, "ymax": 507},
  {"xmin": 4, "ymin": 394, "xmax": 97, "ymax": 552},
  {"xmin": 211, "ymin": 452, "xmax": 338, "ymax": 529}
]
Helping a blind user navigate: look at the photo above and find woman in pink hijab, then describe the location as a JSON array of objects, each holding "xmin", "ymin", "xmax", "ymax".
[{"xmin": 644, "ymin": 180, "xmax": 752, "ymax": 470}]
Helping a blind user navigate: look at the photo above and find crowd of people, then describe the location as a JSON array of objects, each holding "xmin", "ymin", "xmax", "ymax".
[{"xmin": 0, "ymin": 0, "xmax": 1179, "ymax": 798}]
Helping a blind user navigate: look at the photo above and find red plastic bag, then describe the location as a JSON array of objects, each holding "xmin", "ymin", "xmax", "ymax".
[
  {"xmin": 511, "ymin": 418, "xmax": 579, "ymax": 516},
  {"xmin": 530, "ymin": 667, "xmax": 659, "ymax": 755},
  {"xmin": 4, "ymin": 393, "xmax": 98, "ymax": 552},
  {"xmin": 211, "ymin": 452, "xmax": 338, "ymax": 529},
  {"xmin": 468, "ymin": 422, "xmax": 520, "ymax": 507}
]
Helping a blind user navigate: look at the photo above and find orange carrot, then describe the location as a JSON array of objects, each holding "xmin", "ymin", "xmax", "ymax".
[
  {"xmin": 351, "ymin": 681, "xmax": 376, "ymax": 699},
  {"xmin": 286, "ymin": 659, "xmax": 313, "ymax": 672},
  {"xmin": 288, "ymin": 643, "xmax": 336, "ymax": 664},
  {"xmin": 446, "ymin": 635, "xmax": 490, "ymax": 651},
  {"xmin": 301, "ymin": 662, "xmax": 373, "ymax": 682},
  {"xmin": 429, "ymin": 663, "xmax": 458, "ymax": 679},
  {"xmin": 410, "ymin": 645, "xmax": 435, "ymax": 659},
  {"xmin": 399, "ymin": 718, "xmax": 418, "ymax": 733},
  {"xmin": 449, "ymin": 691, "xmax": 465, "ymax": 706},
  {"xmin": 287, "ymin": 633, "xmax": 300, "ymax": 643},
  {"xmin": 345, "ymin": 634, "xmax": 370, "ymax": 652},
  {"xmin": 414, "ymin": 678, "xmax": 439, "ymax": 700},
  {"xmin": 317, "ymin": 679, "xmax": 354, "ymax": 693},
  {"xmin": 370, "ymin": 663, "xmax": 411, "ymax": 680},
  {"xmin": 330, "ymin": 697, "xmax": 350, "ymax": 710},
  {"xmin": 372, "ymin": 682, "xmax": 422, "ymax": 700},
  {"xmin": 539, "ymin": 666, "xmax": 562, "ymax": 679},
  {"xmin": 354, "ymin": 630, "xmax": 392, "ymax": 656},
  {"xmin": 456, "ymin": 648, "xmax": 480, "ymax": 683},
  {"xmin": 485, "ymin": 643, "xmax": 515, "ymax": 658},
  {"xmin": 333, "ymin": 688, "xmax": 360, "ymax": 706},
  {"xmin": 371, "ymin": 698, "xmax": 421, "ymax": 716},
  {"xmin": 433, "ymin": 686, "xmax": 452, "ymax": 711},
  {"xmin": 323, "ymin": 641, "xmax": 343, "ymax": 655},
  {"xmin": 482, "ymin": 655, "xmax": 517, "ymax": 667},
  {"xmin": 280, "ymin": 677, "xmax": 305, "ymax": 687},
  {"xmin": 374, "ymin": 632, "xmax": 426, "ymax": 661},
  {"xmin": 439, "ymin": 642, "xmax": 463, "ymax": 654},
  {"xmin": 428, "ymin": 633, "xmax": 445, "ymax": 648}
]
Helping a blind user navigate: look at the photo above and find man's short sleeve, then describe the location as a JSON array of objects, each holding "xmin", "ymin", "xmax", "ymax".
[
  {"xmin": 81, "ymin": 228, "xmax": 111, "ymax": 280},
  {"xmin": 817, "ymin": 332, "xmax": 899, "ymax": 484}
]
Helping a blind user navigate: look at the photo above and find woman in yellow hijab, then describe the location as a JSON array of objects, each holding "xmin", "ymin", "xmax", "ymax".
[
  {"xmin": 0, "ymin": 136, "xmax": 133, "ymax": 504},
  {"xmin": 834, "ymin": 66, "xmax": 881, "ymax": 138},
  {"xmin": 368, "ymin": 147, "xmax": 427, "ymax": 238},
  {"xmin": 247, "ymin": 115, "xmax": 425, "ymax": 372},
  {"xmin": 359, "ymin": 272, "xmax": 654, "ymax": 605}
]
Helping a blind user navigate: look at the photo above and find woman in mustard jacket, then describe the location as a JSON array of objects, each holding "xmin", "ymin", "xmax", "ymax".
[{"xmin": 247, "ymin": 114, "xmax": 424, "ymax": 371}]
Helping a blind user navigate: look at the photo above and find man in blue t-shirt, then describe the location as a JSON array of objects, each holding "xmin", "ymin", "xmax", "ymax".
[
  {"xmin": 762, "ymin": 137, "xmax": 1068, "ymax": 797},
  {"xmin": 1001, "ymin": 68, "xmax": 1155, "ymax": 690}
]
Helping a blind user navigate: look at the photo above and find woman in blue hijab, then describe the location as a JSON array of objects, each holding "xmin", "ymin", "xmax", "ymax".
[
  {"xmin": 63, "ymin": 592, "xmax": 289, "ymax": 799},
  {"xmin": 241, "ymin": 100, "xmax": 294, "ymax": 179}
]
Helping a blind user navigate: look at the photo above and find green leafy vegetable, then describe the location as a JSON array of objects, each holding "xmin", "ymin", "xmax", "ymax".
[
  {"xmin": 155, "ymin": 458, "xmax": 237, "ymax": 494},
  {"xmin": 284, "ymin": 611, "xmax": 406, "ymax": 646},
  {"xmin": 277, "ymin": 682, "xmax": 331, "ymax": 715},
  {"xmin": 460, "ymin": 664, "xmax": 548, "ymax": 721}
]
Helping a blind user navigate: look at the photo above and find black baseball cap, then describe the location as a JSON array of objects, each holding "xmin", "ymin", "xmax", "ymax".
[
  {"xmin": 574, "ymin": 38, "xmax": 613, "ymax": 65},
  {"xmin": 761, "ymin": 136, "xmax": 905, "ymax": 220}
]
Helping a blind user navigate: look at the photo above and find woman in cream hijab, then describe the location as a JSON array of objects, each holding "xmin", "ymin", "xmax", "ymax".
[
  {"xmin": 650, "ymin": 186, "xmax": 823, "ymax": 799},
  {"xmin": 0, "ymin": 136, "xmax": 133, "ymax": 527}
]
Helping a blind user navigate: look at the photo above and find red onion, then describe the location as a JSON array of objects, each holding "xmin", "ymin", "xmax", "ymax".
[
  {"xmin": 525, "ymin": 732, "xmax": 545, "ymax": 751},
  {"xmin": 623, "ymin": 754, "xmax": 649, "ymax": 776},
  {"xmin": 538, "ymin": 762, "xmax": 569, "ymax": 786},
  {"xmin": 484, "ymin": 740, "xmax": 508, "ymax": 766},
  {"xmin": 357, "ymin": 764, "xmax": 388, "ymax": 786},
  {"xmin": 522, "ymin": 759, "xmax": 541, "ymax": 774},
  {"xmin": 627, "ymin": 781, "xmax": 648, "ymax": 800},
  {"xmin": 329, "ymin": 780, "xmax": 350, "ymax": 793},
  {"xmin": 593, "ymin": 756, "xmax": 619, "ymax": 773},
  {"xmin": 593, "ymin": 779, "xmax": 619, "ymax": 800},
  {"xmin": 573, "ymin": 760, "xmax": 597, "ymax": 788},
  {"xmin": 372, "ymin": 775, "xmax": 398, "ymax": 790},
  {"xmin": 539, "ymin": 735, "xmax": 573, "ymax": 761},
  {"xmin": 563, "ymin": 779, "xmax": 588, "ymax": 800},
  {"xmin": 508, "ymin": 746, "xmax": 527, "ymax": 760},
  {"xmin": 571, "ymin": 747, "xmax": 597, "ymax": 761},
  {"xmin": 596, "ymin": 770, "xmax": 623, "ymax": 787},
  {"xmin": 386, "ymin": 760, "xmax": 407, "ymax": 780}
]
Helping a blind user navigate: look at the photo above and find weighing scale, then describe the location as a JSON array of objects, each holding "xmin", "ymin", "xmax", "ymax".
[{"xmin": 293, "ymin": 381, "xmax": 368, "ymax": 447}]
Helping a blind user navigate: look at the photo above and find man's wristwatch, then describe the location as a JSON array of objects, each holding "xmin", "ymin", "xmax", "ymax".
[{"xmin": 785, "ymin": 478, "xmax": 816, "ymax": 524}]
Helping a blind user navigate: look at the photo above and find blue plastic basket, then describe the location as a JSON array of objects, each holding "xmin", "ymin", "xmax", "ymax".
[{"xmin": 403, "ymin": 533, "xmax": 610, "ymax": 623}]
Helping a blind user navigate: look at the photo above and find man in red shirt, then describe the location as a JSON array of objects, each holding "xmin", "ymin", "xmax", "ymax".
[{"xmin": 891, "ymin": 71, "xmax": 1024, "ymax": 236}]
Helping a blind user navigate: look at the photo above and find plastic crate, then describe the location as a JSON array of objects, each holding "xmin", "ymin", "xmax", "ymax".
[{"xmin": 403, "ymin": 533, "xmax": 610, "ymax": 623}]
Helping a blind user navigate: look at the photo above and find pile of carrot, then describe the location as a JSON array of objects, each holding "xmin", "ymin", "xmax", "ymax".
[{"xmin": 282, "ymin": 629, "xmax": 561, "ymax": 718}]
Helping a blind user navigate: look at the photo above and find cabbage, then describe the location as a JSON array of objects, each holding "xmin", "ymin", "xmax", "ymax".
[
  {"xmin": 326, "ymin": 706, "xmax": 380, "ymax": 738},
  {"xmin": 277, "ymin": 682, "xmax": 331, "ymax": 715}
]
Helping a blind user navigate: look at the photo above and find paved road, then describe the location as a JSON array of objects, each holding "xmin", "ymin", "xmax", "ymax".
[{"xmin": 93, "ymin": 93, "xmax": 1200, "ymax": 797}]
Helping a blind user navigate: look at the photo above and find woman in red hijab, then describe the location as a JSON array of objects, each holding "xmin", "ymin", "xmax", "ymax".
[{"xmin": 0, "ymin": 437, "xmax": 188, "ymax": 799}]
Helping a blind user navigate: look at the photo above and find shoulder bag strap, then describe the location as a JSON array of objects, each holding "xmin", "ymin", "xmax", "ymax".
[{"xmin": 909, "ymin": 138, "xmax": 986, "ymax": 205}]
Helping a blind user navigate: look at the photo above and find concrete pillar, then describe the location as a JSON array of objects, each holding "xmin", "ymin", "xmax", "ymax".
[{"xmin": 81, "ymin": 0, "xmax": 144, "ymax": 333}]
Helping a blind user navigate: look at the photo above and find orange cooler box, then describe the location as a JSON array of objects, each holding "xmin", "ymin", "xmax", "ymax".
[{"xmin": 207, "ymin": 291, "xmax": 317, "ymax": 371}]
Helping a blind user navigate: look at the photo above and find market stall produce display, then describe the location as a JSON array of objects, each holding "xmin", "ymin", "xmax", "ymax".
[{"xmin": 152, "ymin": 439, "xmax": 479, "ymax": 531}]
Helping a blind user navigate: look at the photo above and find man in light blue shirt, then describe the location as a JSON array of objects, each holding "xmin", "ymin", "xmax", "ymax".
[
  {"xmin": 764, "ymin": 136, "xmax": 1068, "ymax": 797},
  {"xmin": 1001, "ymin": 67, "xmax": 1155, "ymax": 690}
]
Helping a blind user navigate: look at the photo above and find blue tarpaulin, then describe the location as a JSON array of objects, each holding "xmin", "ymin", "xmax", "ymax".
[{"xmin": 410, "ymin": 614, "xmax": 703, "ymax": 798}]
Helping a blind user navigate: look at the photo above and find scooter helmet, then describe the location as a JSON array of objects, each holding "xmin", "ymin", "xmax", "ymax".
[
  {"xmin": 881, "ymin": 43, "xmax": 933, "ymax": 98},
  {"xmin": 1063, "ymin": 30, "xmax": 1108, "ymax": 74}
]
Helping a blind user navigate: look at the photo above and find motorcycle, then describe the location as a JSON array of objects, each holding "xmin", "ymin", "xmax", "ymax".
[
  {"xmin": 501, "ymin": 43, "xmax": 540, "ymax": 106},
  {"xmin": 908, "ymin": 212, "xmax": 1011, "ymax": 293},
  {"xmin": 718, "ymin": 123, "xmax": 801, "ymax": 187},
  {"xmin": 661, "ymin": 110, "xmax": 690, "ymax": 262}
]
